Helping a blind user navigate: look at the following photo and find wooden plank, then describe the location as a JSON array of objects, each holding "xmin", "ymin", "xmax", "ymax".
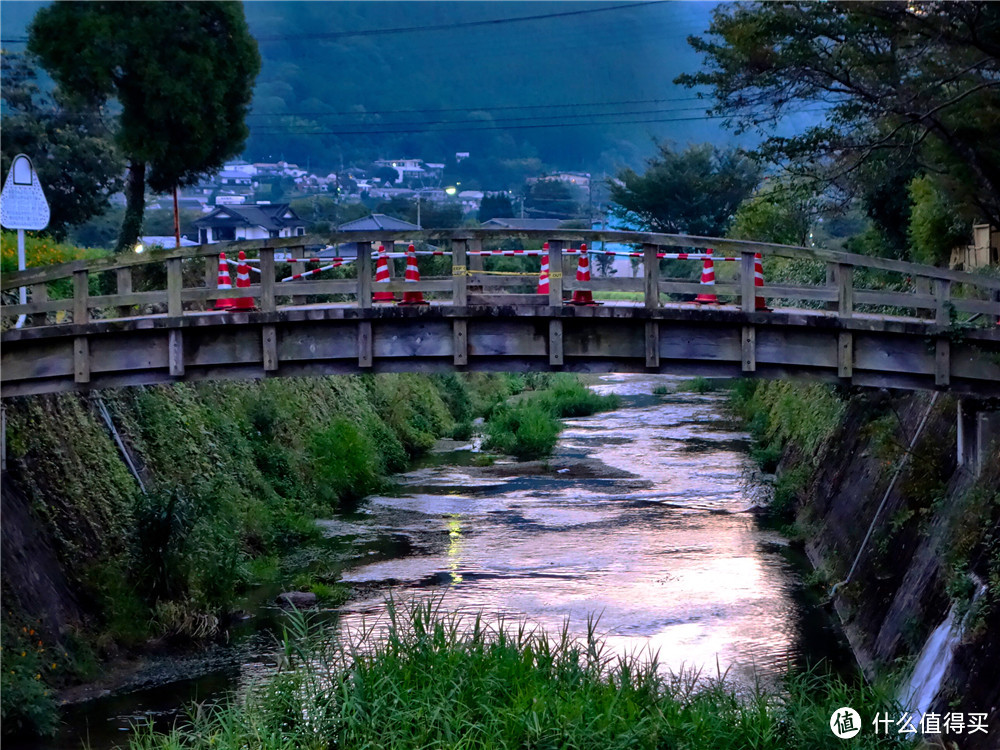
[
  {"xmin": 269, "ymin": 279, "xmax": 355, "ymax": 297},
  {"xmin": 469, "ymin": 239, "xmax": 484, "ymax": 274},
  {"xmin": 764, "ymin": 284, "xmax": 838, "ymax": 302},
  {"xmin": 453, "ymin": 319, "xmax": 468, "ymax": 365},
  {"xmin": 645, "ymin": 320, "xmax": 660, "ymax": 367},
  {"xmin": 854, "ymin": 290, "xmax": 936, "ymax": 309},
  {"xmin": 205, "ymin": 255, "xmax": 217, "ymax": 290},
  {"xmin": 117, "ymin": 267, "xmax": 133, "ymax": 318},
  {"xmin": 741, "ymin": 252, "xmax": 756, "ymax": 313},
  {"xmin": 74, "ymin": 336, "xmax": 90, "ymax": 383},
  {"xmin": 935, "ymin": 338, "xmax": 950, "ymax": 386},
  {"xmin": 644, "ymin": 243, "xmax": 659, "ymax": 309},
  {"xmin": 166, "ymin": 257, "xmax": 183, "ymax": 317},
  {"xmin": 935, "ymin": 278, "xmax": 952, "ymax": 325},
  {"xmin": 563, "ymin": 277, "xmax": 645, "ymax": 292},
  {"xmin": 465, "ymin": 274, "xmax": 537, "ymax": 288},
  {"xmin": 373, "ymin": 321, "xmax": 452, "ymax": 357},
  {"xmin": 562, "ymin": 321, "xmax": 644, "ymax": 358},
  {"xmin": 277, "ymin": 325, "xmax": 359, "ymax": 361},
  {"xmin": 548, "ymin": 319, "xmax": 564, "ymax": 365},
  {"xmin": 88, "ymin": 335, "xmax": 168, "ymax": 373},
  {"xmin": 262, "ymin": 324, "xmax": 278, "ymax": 372},
  {"xmin": 358, "ymin": 321, "xmax": 373, "ymax": 368},
  {"xmin": 838, "ymin": 332, "xmax": 853, "ymax": 378},
  {"xmin": 756, "ymin": 329, "xmax": 838, "ymax": 369},
  {"xmin": 30, "ymin": 283, "xmax": 48, "ymax": 327},
  {"xmin": 259, "ymin": 248, "xmax": 276, "ymax": 313},
  {"xmin": 73, "ymin": 269, "xmax": 89, "ymax": 324},
  {"xmin": 950, "ymin": 297, "xmax": 1000, "ymax": 316},
  {"xmin": 168, "ymin": 329, "xmax": 184, "ymax": 376},
  {"xmin": 837, "ymin": 263, "xmax": 854, "ymax": 319},
  {"xmin": 468, "ymin": 322, "xmax": 548, "ymax": 357},
  {"xmin": 548, "ymin": 241, "xmax": 564, "ymax": 306},
  {"xmin": 357, "ymin": 241, "xmax": 372, "ymax": 309},
  {"xmin": 660, "ymin": 327, "xmax": 741, "ymax": 362},
  {"xmin": 741, "ymin": 325, "xmax": 756, "ymax": 372},
  {"xmin": 290, "ymin": 261, "xmax": 306, "ymax": 305},
  {"xmin": 467, "ymin": 293, "xmax": 548, "ymax": 306},
  {"xmin": 452, "ymin": 239, "xmax": 468, "ymax": 306},
  {"xmin": 1, "ymin": 298, "xmax": 74, "ymax": 317}
]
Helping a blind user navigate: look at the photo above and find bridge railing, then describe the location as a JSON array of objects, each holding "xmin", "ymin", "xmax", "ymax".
[{"xmin": 2, "ymin": 229, "xmax": 999, "ymax": 328}]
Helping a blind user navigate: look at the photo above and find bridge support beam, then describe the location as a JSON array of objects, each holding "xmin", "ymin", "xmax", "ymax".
[
  {"xmin": 741, "ymin": 325, "xmax": 756, "ymax": 372},
  {"xmin": 958, "ymin": 400, "xmax": 1000, "ymax": 478}
]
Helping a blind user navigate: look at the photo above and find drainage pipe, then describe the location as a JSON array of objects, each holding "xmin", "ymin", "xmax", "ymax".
[
  {"xmin": 95, "ymin": 396, "xmax": 146, "ymax": 495},
  {"xmin": 829, "ymin": 391, "xmax": 939, "ymax": 599}
]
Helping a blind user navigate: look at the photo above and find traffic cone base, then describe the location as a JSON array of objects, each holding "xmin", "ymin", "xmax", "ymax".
[
  {"xmin": 373, "ymin": 244, "xmax": 396, "ymax": 302},
  {"xmin": 214, "ymin": 252, "xmax": 236, "ymax": 310},
  {"xmin": 568, "ymin": 244, "xmax": 599, "ymax": 306},
  {"xmin": 232, "ymin": 250, "xmax": 255, "ymax": 311},
  {"xmin": 398, "ymin": 243, "xmax": 429, "ymax": 306}
]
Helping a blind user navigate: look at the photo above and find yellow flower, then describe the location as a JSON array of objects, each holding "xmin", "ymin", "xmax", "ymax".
[
  {"xmin": 20, "ymin": 651, "xmax": 25, "ymax": 657},
  {"xmin": 51, "ymin": 663, "xmax": 57, "ymax": 669},
  {"xmin": 35, "ymin": 673, "xmax": 41, "ymax": 680}
]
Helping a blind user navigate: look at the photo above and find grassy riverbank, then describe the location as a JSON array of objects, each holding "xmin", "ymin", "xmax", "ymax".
[
  {"xmin": 1, "ymin": 372, "xmax": 618, "ymax": 737},
  {"xmin": 129, "ymin": 603, "xmax": 905, "ymax": 750}
]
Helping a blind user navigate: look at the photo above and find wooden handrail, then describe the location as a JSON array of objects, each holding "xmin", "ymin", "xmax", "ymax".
[{"xmin": 4, "ymin": 229, "xmax": 1000, "ymax": 291}]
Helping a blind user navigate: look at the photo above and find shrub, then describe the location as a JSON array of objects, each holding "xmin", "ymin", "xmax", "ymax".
[
  {"xmin": 485, "ymin": 401, "xmax": 561, "ymax": 459},
  {"xmin": 308, "ymin": 417, "xmax": 380, "ymax": 507}
]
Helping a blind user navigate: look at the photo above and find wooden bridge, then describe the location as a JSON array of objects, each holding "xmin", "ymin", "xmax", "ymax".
[{"xmin": 2, "ymin": 229, "xmax": 999, "ymax": 398}]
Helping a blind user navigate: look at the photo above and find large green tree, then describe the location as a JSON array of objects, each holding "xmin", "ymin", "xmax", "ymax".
[
  {"xmin": 609, "ymin": 143, "xmax": 761, "ymax": 236},
  {"xmin": 677, "ymin": 2, "xmax": 1000, "ymax": 231},
  {"xmin": 28, "ymin": 2, "xmax": 261, "ymax": 252},
  {"xmin": 1, "ymin": 52, "xmax": 124, "ymax": 239}
]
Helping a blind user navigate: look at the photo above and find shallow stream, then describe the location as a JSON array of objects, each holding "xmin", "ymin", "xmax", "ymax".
[{"xmin": 36, "ymin": 374, "xmax": 854, "ymax": 749}]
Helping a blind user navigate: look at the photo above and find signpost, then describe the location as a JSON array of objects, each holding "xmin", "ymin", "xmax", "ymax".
[{"xmin": 1, "ymin": 154, "xmax": 51, "ymax": 328}]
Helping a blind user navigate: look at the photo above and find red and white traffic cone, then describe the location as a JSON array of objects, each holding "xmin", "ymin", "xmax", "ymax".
[
  {"xmin": 373, "ymin": 244, "xmax": 396, "ymax": 302},
  {"xmin": 754, "ymin": 253, "xmax": 770, "ymax": 311},
  {"xmin": 568, "ymin": 243, "xmax": 598, "ymax": 306},
  {"xmin": 695, "ymin": 249, "xmax": 718, "ymax": 304},
  {"xmin": 232, "ymin": 250, "xmax": 255, "ymax": 310},
  {"xmin": 398, "ymin": 243, "xmax": 428, "ymax": 305},
  {"xmin": 538, "ymin": 253, "xmax": 550, "ymax": 295},
  {"xmin": 214, "ymin": 252, "xmax": 235, "ymax": 310}
]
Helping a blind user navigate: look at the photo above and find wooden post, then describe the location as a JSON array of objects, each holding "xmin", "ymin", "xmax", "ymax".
[
  {"xmin": 205, "ymin": 255, "xmax": 216, "ymax": 290},
  {"xmin": 934, "ymin": 278, "xmax": 952, "ymax": 325},
  {"xmin": 548, "ymin": 240, "xmax": 564, "ymax": 306},
  {"xmin": 358, "ymin": 320, "xmax": 373, "ymax": 368},
  {"xmin": 74, "ymin": 336, "xmax": 90, "ymax": 383},
  {"xmin": 260, "ymin": 247, "xmax": 275, "ymax": 313},
  {"xmin": 935, "ymin": 338, "xmax": 950, "ymax": 386},
  {"xmin": 31, "ymin": 282, "xmax": 47, "ymax": 326},
  {"xmin": 549, "ymin": 319, "xmax": 564, "ymax": 367},
  {"xmin": 915, "ymin": 275, "xmax": 932, "ymax": 319},
  {"xmin": 453, "ymin": 320, "xmax": 468, "ymax": 366},
  {"xmin": 741, "ymin": 326, "xmax": 756, "ymax": 372},
  {"xmin": 452, "ymin": 239, "xmax": 468, "ymax": 306},
  {"xmin": 825, "ymin": 262, "xmax": 839, "ymax": 312},
  {"xmin": 643, "ymin": 243, "xmax": 659, "ymax": 309},
  {"xmin": 290, "ymin": 261, "xmax": 306, "ymax": 306},
  {"xmin": 262, "ymin": 325, "xmax": 278, "ymax": 372},
  {"xmin": 468, "ymin": 238, "xmax": 483, "ymax": 294},
  {"xmin": 117, "ymin": 266, "xmax": 133, "ymax": 318},
  {"xmin": 166, "ymin": 258, "xmax": 182, "ymax": 317},
  {"xmin": 836, "ymin": 263, "xmax": 854, "ymax": 319},
  {"xmin": 73, "ymin": 269, "xmax": 89, "ymax": 324},
  {"xmin": 740, "ymin": 251, "xmax": 755, "ymax": 313},
  {"xmin": 645, "ymin": 321, "xmax": 660, "ymax": 369},
  {"xmin": 357, "ymin": 241, "xmax": 372, "ymax": 309},
  {"xmin": 838, "ymin": 333, "xmax": 853, "ymax": 378},
  {"xmin": 168, "ymin": 329, "xmax": 185, "ymax": 376}
]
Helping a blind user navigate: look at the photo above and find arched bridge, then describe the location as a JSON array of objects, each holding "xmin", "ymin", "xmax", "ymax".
[{"xmin": 2, "ymin": 229, "xmax": 999, "ymax": 398}]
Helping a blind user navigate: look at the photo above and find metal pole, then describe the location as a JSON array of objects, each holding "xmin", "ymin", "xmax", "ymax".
[{"xmin": 15, "ymin": 228, "xmax": 27, "ymax": 328}]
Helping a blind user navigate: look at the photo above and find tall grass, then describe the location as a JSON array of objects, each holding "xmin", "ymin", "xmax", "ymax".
[
  {"xmin": 129, "ymin": 603, "xmax": 906, "ymax": 750},
  {"xmin": 484, "ymin": 376, "xmax": 619, "ymax": 459}
]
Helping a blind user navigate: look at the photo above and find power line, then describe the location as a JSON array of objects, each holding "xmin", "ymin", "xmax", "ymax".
[
  {"xmin": 246, "ymin": 96, "xmax": 707, "ymax": 120},
  {"xmin": 252, "ymin": 2, "xmax": 670, "ymax": 43},
  {"xmin": 248, "ymin": 110, "xmax": 826, "ymax": 137}
]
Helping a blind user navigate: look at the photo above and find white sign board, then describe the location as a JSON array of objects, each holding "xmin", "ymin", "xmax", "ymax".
[{"xmin": 1, "ymin": 154, "xmax": 50, "ymax": 231}]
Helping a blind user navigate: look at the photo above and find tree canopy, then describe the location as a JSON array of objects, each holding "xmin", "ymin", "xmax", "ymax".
[
  {"xmin": 677, "ymin": 2, "xmax": 1000, "ymax": 230},
  {"xmin": 1, "ymin": 51, "xmax": 124, "ymax": 239},
  {"xmin": 608, "ymin": 143, "xmax": 761, "ymax": 236},
  {"xmin": 28, "ymin": 1, "xmax": 261, "ymax": 251}
]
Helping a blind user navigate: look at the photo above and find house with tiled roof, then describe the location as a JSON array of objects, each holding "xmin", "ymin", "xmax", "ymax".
[{"xmin": 193, "ymin": 203, "xmax": 307, "ymax": 244}]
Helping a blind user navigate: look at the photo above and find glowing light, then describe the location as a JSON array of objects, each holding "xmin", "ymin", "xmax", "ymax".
[
  {"xmin": 445, "ymin": 186, "xmax": 457, "ymax": 196},
  {"xmin": 134, "ymin": 243, "xmax": 144, "ymax": 254}
]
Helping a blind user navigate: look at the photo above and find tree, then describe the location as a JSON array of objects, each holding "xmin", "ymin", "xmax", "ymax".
[
  {"xmin": 479, "ymin": 193, "xmax": 515, "ymax": 223},
  {"xmin": 677, "ymin": 2, "xmax": 1000, "ymax": 229},
  {"xmin": 1, "ymin": 52, "xmax": 124, "ymax": 239},
  {"xmin": 727, "ymin": 179, "xmax": 813, "ymax": 246},
  {"xmin": 373, "ymin": 166, "xmax": 398, "ymax": 185},
  {"xmin": 907, "ymin": 176, "xmax": 971, "ymax": 266},
  {"xmin": 28, "ymin": 2, "xmax": 261, "ymax": 252},
  {"xmin": 609, "ymin": 143, "xmax": 761, "ymax": 236},
  {"xmin": 524, "ymin": 179, "xmax": 579, "ymax": 219}
]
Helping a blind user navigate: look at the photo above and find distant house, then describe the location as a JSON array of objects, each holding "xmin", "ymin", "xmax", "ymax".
[
  {"xmin": 481, "ymin": 218, "xmax": 570, "ymax": 231},
  {"xmin": 140, "ymin": 235, "xmax": 199, "ymax": 249},
  {"xmin": 330, "ymin": 214, "xmax": 423, "ymax": 259},
  {"xmin": 193, "ymin": 203, "xmax": 307, "ymax": 244},
  {"xmin": 950, "ymin": 224, "xmax": 999, "ymax": 270}
]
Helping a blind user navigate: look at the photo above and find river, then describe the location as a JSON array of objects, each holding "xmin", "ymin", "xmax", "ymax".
[{"xmin": 40, "ymin": 374, "xmax": 854, "ymax": 749}]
